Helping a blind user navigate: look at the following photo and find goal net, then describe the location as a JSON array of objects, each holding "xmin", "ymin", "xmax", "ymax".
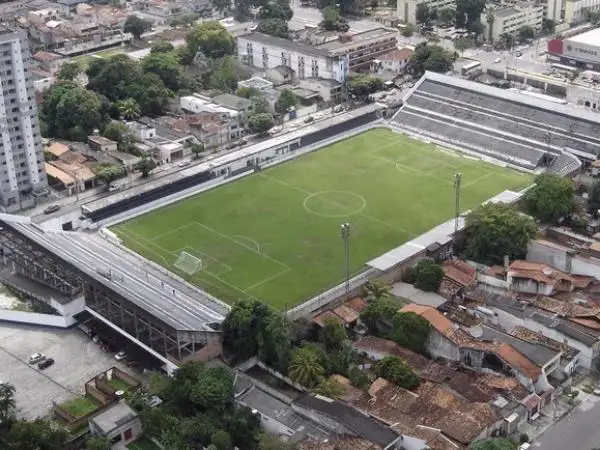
[{"xmin": 174, "ymin": 251, "xmax": 202, "ymax": 275}]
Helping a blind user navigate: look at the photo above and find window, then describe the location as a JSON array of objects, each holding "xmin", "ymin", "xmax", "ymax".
[{"xmin": 123, "ymin": 428, "xmax": 133, "ymax": 441}]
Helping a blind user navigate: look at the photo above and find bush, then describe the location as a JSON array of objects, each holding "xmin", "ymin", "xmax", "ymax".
[
  {"xmin": 412, "ymin": 258, "xmax": 444, "ymax": 292},
  {"xmin": 374, "ymin": 356, "xmax": 419, "ymax": 389},
  {"xmin": 519, "ymin": 433, "xmax": 529, "ymax": 444}
]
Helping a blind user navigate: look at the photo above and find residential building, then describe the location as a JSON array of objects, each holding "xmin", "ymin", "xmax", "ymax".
[
  {"xmin": 180, "ymin": 94, "xmax": 246, "ymax": 139},
  {"xmin": 237, "ymin": 32, "xmax": 349, "ymax": 83},
  {"xmin": 44, "ymin": 142, "xmax": 97, "ymax": 194},
  {"xmin": 88, "ymin": 401, "xmax": 142, "ymax": 448},
  {"xmin": 481, "ymin": 2, "xmax": 544, "ymax": 43},
  {"xmin": 399, "ymin": 304, "xmax": 555, "ymax": 395},
  {"xmin": 0, "ymin": 27, "xmax": 48, "ymax": 212},
  {"xmin": 88, "ymin": 135, "xmax": 118, "ymax": 153},
  {"xmin": 128, "ymin": 117, "xmax": 197, "ymax": 163},
  {"xmin": 564, "ymin": 0, "xmax": 600, "ymax": 23},
  {"xmin": 527, "ymin": 234, "xmax": 600, "ymax": 279},
  {"xmin": 507, "ymin": 260, "xmax": 575, "ymax": 295},
  {"xmin": 371, "ymin": 47, "xmax": 413, "ymax": 75},
  {"xmin": 397, "ymin": 0, "xmax": 455, "ymax": 25},
  {"xmin": 31, "ymin": 51, "xmax": 64, "ymax": 74}
]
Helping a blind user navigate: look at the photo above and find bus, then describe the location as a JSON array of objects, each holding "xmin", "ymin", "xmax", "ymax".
[
  {"xmin": 461, "ymin": 61, "xmax": 481, "ymax": 75},
  {"xmin": 551, "ymin": 63, "xmax": 578, "ymax": 74}
]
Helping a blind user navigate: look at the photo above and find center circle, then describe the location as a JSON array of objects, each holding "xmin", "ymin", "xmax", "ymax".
[{"xmin": 303, "ymin": 191, "xmax": 366, "ymax": 218}]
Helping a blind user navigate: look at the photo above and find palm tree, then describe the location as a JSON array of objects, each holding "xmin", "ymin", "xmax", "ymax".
[
  {"xmin": 364, "ymin": 280, "xmax": 391, "ymax": 302},
  {"xmin": 486, "ymin": 10, "xmax": 495, "ymax": 44},
  {"xmin": 0, "ymin": 382, "xmax": 16, "ymax": 425},
  {"xmin": 117, "ymin": 98, "xmax": 141, "ymax": 120},
  {"xmin": 288, "ymin": 348, "xmax": 324, "ymax": 388}
]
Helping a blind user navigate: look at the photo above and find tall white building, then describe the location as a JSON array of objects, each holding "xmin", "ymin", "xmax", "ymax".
[
  {"xmin": 0, "ymin": 27, "xmax": 47, "ymax": 211},
  {"xmin": 482, "ymin": 1, "xmax": 544, "ymax": 42}
]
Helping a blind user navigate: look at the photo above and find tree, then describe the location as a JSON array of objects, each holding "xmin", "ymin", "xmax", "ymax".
[
  {"xmin": 412, "ymin": 258, "xmax": 444, "ymax": 292},
  {"xmin": 348, "ymin": 367, "xmax": 370, "ymax": 390},
  {"xmin": 258, "ymin": 0, "xmax": 293, "ymax": 20},
  {"xmin": 209, "ymin": 56, "xmax": 247, "ymax": 92},
  {"xmin": 85, "ymin": 435, "xmax": 112, "ymax": 450},
  {"xmin": 211, "ymin": 0, "xmax": 232, "ymax": 14},
  {"xmin": 221, "ymin": 299, "xmax": 273, "ymax": 361},
  {"xmin": 320, "ymin": 6, "xmax": 349, "ymax": 31},
  {"xmin": 518, "ymin": 24, "xmax": 535, "ymax": 42},
  {"xmin": 542, "ymin": 18, "xmax": 555, "ymax": 35},
  {"xmin": 136, "ymin": 157, "xmax": 157, "ymax": 178},
  {"xmin": 313, "ymin": 378, "xmax": 345, "ymax": 399},
  {"xmin": 588, "ymin": 182, "xmax": 600, "ymax": 217},
  {"xmin": 498, "ymin": 32, "xmax": 515, "ymax": 49},
  {"xmin": 94, "ymin": 163, "xmax": 123, "ymax": 186},
  {"xmin": 374, "ymin": 356, "xmax": 420, "ymax": 389},
  {"xmin": 471, "ymin": 438, "xmax": 518, "ymax": 450},
  {"xmin": 522, "ymin": 173, "xmax": 575, "ymax": 224},
  {"xmin": 416, "ymin": 3, "xmax": 430, "ymax": 23},
  {"xmin": 117, "ymin": 98, "xmax": 142, "ymax": 120},
  {"xmin": 464, "ymin": 202, "xmax": 537, "ymax": 265},
  {"xmin": 455, "ymin": 0, "xmax": 485, "ymax": 30},
  {"xmin": 409, "ymin": 43, "xmax": 454, "ymax": 76},
  {"xmin": 103, "ymin": 121, "xmax": 134, "ymax": 153},
  {"xmin": 275, "ymin": 89, "xmax": 298, "ymax": 115},
  {"xmin": 401, "ymin": 23, "xmax": 415, "ymax": 37},
  {"xmin": 360, "ymin": 296, "xmax": 400, "ymax": 333},
  {"xmin": 211, "ymin": 430, "xmax": 233, "ymax": 450},
  {"xmin": 319, "ymin": 317, "xmax": 347, "ymax": 351},
  {"xmin": 124, "ymin": 15, "xmax": 152, "ymax": 39},
  {"xmin": 142, "ymin": 51, "xmax": 185, "ymax": 91},
  {"xmin": 251, "ymin": 95, "xmax": 269, "ymax": 114},
  {"xmin": 257, "ymin": 313, "xmax": 292, "ymax": 372},
  {"xmin": 1, "ymin": 418, "xmax": 67, "ymax": 450},
  {"xmin": 364, "ymin": 280, "xmax": 391, "ymax": 302},
  {"xmin": 168, "ymin": 12, "xmax": 200, "ymax": 27},
  {"xmin": 86, "ymin": 54, "xmax": 142, "ymax": 102},
  {"xmin": 256, "ymin": 18, "xmax": 289, "ymax": 38},
  {"xmin": 288, "ymin": 347, "xmax": 325, "ymax": 388},
  {"xmin": 128, "ymin": 72, "xmax": 174, "ymax": 116},
  {"xmin": 151, "ymin": 39, "xmax": 175, "ymax": 54},
  {"xmin": 185, "ymin": 22, "xmax": 235, "ymax": 60},
  {"xmin": 454, "ymin": 37, "xmax": 471, "ymax": 56},
  {"xmin": 56, "ymin": 61, "xmax": 81, "ymax": 81},
  {"xmin": 258, "ymin": 433, "xmax": 296, "ymax": 450},
  {"xmin": 0, "ymin": 382, "xmax": 15, "ymax": 426},
  {"xmin": 390, "ymin": 312, "xmax": 431, "ymax": 354},
  {"xmin": 190, "ymin": 142, "xmax": 205, "ymax": 159},
  {"xmin": 236, "ymin": 86, "xmax": 262, "ymax": 98},
  {"xmin": 438, "ymin": 7, "xmax": 455, "ymax": 26},
  {"xmin": 347, "ymin": 74, "xmax": 384, "ymax": 97},
  {"xmin": 248, "ymin": 113, "xmax": 275, "ymax": 135}
]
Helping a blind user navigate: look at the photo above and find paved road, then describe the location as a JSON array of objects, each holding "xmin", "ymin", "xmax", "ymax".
[{"xmin": 533, "ymin": 393, "xmax": 600, "ymax": 450}]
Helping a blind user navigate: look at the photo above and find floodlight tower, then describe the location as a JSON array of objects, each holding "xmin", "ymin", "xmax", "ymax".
[
  {"xmin": 454, "ymin": 173, "xmax": 462, "ymax": 235},
  {"xmin": 341, "ymin": 223, "xmax": 351, "ymax": 299}
]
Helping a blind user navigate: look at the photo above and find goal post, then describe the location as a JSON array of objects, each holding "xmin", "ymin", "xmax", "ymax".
[{"xmin": 174, "ymin": 251, "xmax": 202, "ymax": 275}]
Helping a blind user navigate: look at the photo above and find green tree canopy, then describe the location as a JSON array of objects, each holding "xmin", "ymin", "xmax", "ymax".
[
  {"xmin": 374, "ymin": 356, "xmax": 420, "ymax": 389},
  {"xmin": 185, "ymin": 22, "xmax": 235, "ymax": 60},
  {"xmin": 124, "ymin": 15, "xmax": 152, "ymax": 39},
  {"xmin": 136, "ymin": 157, "xmax": 157, "ymax": 178},
  {"xmin": 390, "ymin": 311, "xmax": 431, "ymax": 353},
  {"xmin": 319, "ymin": 317, "xmax": 347, "ymax": 351},
  {"xmin": 236, "ymin": 86, "xmax": 262, "ymax": 98},
  {"xmin": 464, "ymin": 202, "xmax": 537, "ymax": 265},
  {"xmin": 523, "ymin": 173, "xmax": 575, "ymax": 224},
  {"xmin": 94, "ymin": 163, "xmax": 123, "ymax": 186},
  {"xmin": 312, "ymin": 377, "xmax": 345, "ymax": 399},
  {"xmin": 437, "ymin": 7, "xmax": 455, "ymax": 25},
  {"xmin": 256, "ymin": 18, "xmax": 289, "ymax": 38},
  {"xmin": 455, "ymin": 0, "xmax": 485, "ymax": 30},
  {"xmin": 347, "ymin": 74, "xmax": 384, "ymax": 97},
  {"xmin": 542, "ymin": 18, "xmax": 555, "ymax": 34},
  {"xmin": 151, "ymin": 39, "xmax": 175, "ymax": 54},
  {"xmin": 275, "ymin": 89, "xmax": 298, "ymax": 114},
  {"xmin": 416, "ymin": 3, "xmax": 430, "ymax": 23},
  {"xmin": 258, "ymin": 433, "xmax": 297, "ymax": 450},
  {"xmin": 364, "ymin": 280, "xmax": 391, "ymax": 302},
  {"xmin": 409, "ymin": 43, "xmax": 455, "ymax": 76},
  {"xmin": 116, "ymin": 98, "xmax": 142, "ymax": 120},
  {"xmin": 85, "ymin": 435, "xmax": 112, "ymax": 450},
  {"xmin": 360, "ymin": 296, "xmax": 399, "ymax": 333},
  {"xmin": 589, "ymin": 182, "xmax": 600, "ymax": 217},
  {"xmin": 412, "ymin": 258, "xmax": 444, "ymax": 292},
  {"xmin": 518, "ymin": 24, "xmax": 535, "ymax": 41},
  {"xmin": 454, "ymin": 36, "xmax": 472, "ymax": 55},
  {"xmin": 1, "ymin": 418, "xmax": 67, "ymax": 450},
  {"xmin": 0, "ymin": 382, "xmax": 16, "ymax": 426},
  {"xmin": 248, "ymin": 113, "xmax": 275, "ymax": 135},
  {"xmin": 320, "ymin": 6, "xmax": 349, "ymax": 31},
  {"xmin": 142, "ymin": 51, "xmax": 186, "ymax": 91},
  {"xmin": 208, "ymin": 56, "xmax": 247, "ymax": 92},
  {"xmin": 401, "ymin": 23, "xmax": 415, "ymax": 37},
  {"xmin": 103, "ymin": 121, "xmax": 134, "ymax": 153},
  {"xmin": 288, "ymin": 347, "xmax": 325, "ymax": 388},
  {"xmin": 86, "ymin": 54, "xmax": 142, "ymax": 102},
  {"xmin": 56, "ymin": 61, "xmax": 82, "ymax": 81},
  {"xmin": 258, "ymin": 0, "xmax": 293, "ymax": 20}
]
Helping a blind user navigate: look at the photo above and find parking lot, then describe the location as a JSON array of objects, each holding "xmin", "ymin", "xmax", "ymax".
[{"xmin": 0, "ymin": 323, "xmax": 135, "ymax": 419}]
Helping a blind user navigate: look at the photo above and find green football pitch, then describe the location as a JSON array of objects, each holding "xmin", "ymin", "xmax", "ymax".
[{"xmin": 112, "ymin": 128, "xmax": 532, "ymax": 309}]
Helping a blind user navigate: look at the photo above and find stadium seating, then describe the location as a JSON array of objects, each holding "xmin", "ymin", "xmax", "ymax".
[{"xmin": 391, "ymin": 75, "xmax": 600, "ymax": 173}]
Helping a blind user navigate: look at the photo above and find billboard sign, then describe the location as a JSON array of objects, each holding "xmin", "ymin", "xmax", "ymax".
[{"xmin": 564, "ymin": 39, "xmax": 600, "ymax": 63}]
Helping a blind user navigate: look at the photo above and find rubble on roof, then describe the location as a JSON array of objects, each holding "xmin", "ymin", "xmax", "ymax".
[
  {"xmin": 442, "ymin": 259, "xmax": 477, "ymax": 287},
  {"xmin": 297, "ymin": 436, "xmax": 382, "ymax": 450},
  {"xmin": 509, "ymin": 326, "xmax": 579, "ymax": 360}
]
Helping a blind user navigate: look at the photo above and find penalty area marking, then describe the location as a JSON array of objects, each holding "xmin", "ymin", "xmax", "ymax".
[
  {"xmin": 303, "ymin": 190, "xmax": 367, "ymax": 218},
  {"xmin": 231, "ymin": 235, "xmax": 261, "ymax": 253}
]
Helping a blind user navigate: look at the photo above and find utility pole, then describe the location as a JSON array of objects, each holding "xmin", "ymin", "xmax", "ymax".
[
  {"xmin": 454, "ymin": 173, "xmax": 461, "ymax": 235},
  {"xmin": 340, "ymin": 223, "xmax": 351, "ymax": 299}
]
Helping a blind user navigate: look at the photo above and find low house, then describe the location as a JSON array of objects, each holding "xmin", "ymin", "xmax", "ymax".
[
  {"xmin": 31, "ymin": 50, "xmax": 64, "ymax": 74},
  {"xmin": 371, "ymin": 47, "xmax": 413, "ymax": 74},
  {"xmin": 507, "ymin": 260, "xmax": 575, "ymax": 295},
  {"xmin": 88, "ymin": 135, "xmax": 118, "ymax": 153},
  {"xmin": 441, "ymin": 259, "xmax": 477, "ymax": 298},
  {"xmin": 88, "ymin": 401, "xmax": 142, "ymax": 448},
  {"xmin": 399, "ymin": 304, "xmax": 552, "ymax": 394}
]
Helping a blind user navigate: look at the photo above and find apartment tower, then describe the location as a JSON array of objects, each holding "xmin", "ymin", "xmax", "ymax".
[{"xmin": 0, "ymin": 27, "xmax": 47, "ymax": 212}]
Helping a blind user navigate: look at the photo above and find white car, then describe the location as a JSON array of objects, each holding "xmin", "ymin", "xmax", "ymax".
[
  {"xmin": 114, "ymin": 351, "xmax": 127, "ymax": 361},
  {"xmin": 493, "ymin": 58, "xmax": 502, "ymax": 64},
  {"xmin": 28, "ymin": 353, "xmax": 45, "ymax": 364}
]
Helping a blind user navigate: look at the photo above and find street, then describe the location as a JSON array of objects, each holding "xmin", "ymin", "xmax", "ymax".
[{"xmin": 534, "ymin": 392, "xmax": 600, "ymax": 450}]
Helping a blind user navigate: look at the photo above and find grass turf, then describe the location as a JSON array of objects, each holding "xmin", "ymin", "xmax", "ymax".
[
  {"xmin": 61, "ymin": 396, "xmax": 99, "ymax": 418},
  {"xmin": 113, "ymin": 129, "xmax": 532, "ymax": 309},
  {"xmin": 127, "ymin": 437, "xmax": 161, "ymax": 450}
]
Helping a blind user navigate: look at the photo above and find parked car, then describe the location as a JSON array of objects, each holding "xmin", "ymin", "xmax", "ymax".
[
  {"xmin": 333, "ymin": 105, "xmax": 344, "ymax": 113},
  {"xmin": 108, "ymin": 184, "xmax": 121, "ymax": 192},
  {"xmin": 43, "ymin": 205, "xmax": 60, "ymax": 215},
  {"xmin": 304, "ymin": 116, "xmax": 315, "ymax": 123},
  {"xmin": 38, "ymin": 358, "xmax": 54, "ymax": 370},
  {"xmin": 593, "ymin": 385, "xmax": 600, "ymax": 395},
  {"xmin": 178, "ymin": 160, "xmax": 191, "ymax": 167},
  {"xmin": 493, "ymin": 58, "xmax": 501, "ymax": 64},
  {"xmin": 29, "ymin": 353, "xmax": 45, "ymax": 364},
  {"xmin": 115, "ymin": 351, "xmax": 127, "ymax": 361}
]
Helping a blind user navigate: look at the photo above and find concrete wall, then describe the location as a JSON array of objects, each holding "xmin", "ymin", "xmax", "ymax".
[
  {"xmin": 477, "ymin": 273, "xmax": 509, "ymax": 289},
  {"xmin": 0, "ymin": 309, "xmax": 76, "ymax": 327},
  {"xmin": 527, "ymin": 241, "xmax": 571, "ymax": 273},
  {"xmin": 427, "ymin": 330, "xmax": 460, "ymax": 361}
]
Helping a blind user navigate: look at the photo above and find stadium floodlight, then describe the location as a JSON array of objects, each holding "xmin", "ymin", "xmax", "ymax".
[
  {"xmin": 340, "ymin": 223, "xmax": 351, "ymax": 299},
  {"xmin": 454, "ymin": 173, "xmax": 461, "ymax": 236}
]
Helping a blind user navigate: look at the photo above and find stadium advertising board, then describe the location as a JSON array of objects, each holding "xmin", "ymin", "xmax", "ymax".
[{"xmin": 563, "ymin": 39, "xmax": 600, "ymax": 63}]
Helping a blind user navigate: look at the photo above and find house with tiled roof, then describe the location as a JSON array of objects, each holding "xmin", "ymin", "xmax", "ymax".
[
  {"xmin": 398, "ymin": 304, "xmax": 553, "ymax": 395},
  {"xmin": 507, "ymin": 260, "xmax": 575, "ymax": 295}
]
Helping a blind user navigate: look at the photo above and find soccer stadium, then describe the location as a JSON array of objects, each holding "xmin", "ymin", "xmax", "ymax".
[{"xmin": 101, "ymin": 71, "xmax": 600, "ymax": 311}]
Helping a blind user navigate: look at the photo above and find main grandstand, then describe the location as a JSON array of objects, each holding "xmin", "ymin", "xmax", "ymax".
[{"xmin": 391, "ymin": 72, "xmax": 589, "ymax": 175}]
